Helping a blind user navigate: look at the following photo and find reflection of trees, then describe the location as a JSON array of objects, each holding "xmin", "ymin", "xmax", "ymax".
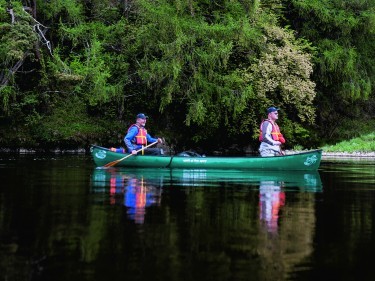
[
  {"xmin": 0, "ymin": 194, "xmax": 30, "ymax": 280},
  {"xmin": 0, "ymin": 166, "xmax": 318, "ymax": 280},
  {"xmin": 4, "ymin": 160, "xmax": 375, "ymax": 280},
  {"xmin": 257, "ymin": 193, "xmax": 316, "ymax": 280},
  {"xmin": 174, "ymin": 187, "xmax": 316, "ymax": 281},
  {"xmin": 0, "ymin": 165, "xmax": 107, "ymax": 279}
]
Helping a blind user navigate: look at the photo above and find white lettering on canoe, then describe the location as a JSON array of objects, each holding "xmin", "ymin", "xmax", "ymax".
[
  {"xmin": 182, "ymin": 159, "xmax": 207, "ymax": 163},
  {"xmin": 95, "ymin": 150, "xmax": 107, "ymax": 159},
  {"xmin": 304, "ymin": 155, "xmax": 317, "ymax": 166}
]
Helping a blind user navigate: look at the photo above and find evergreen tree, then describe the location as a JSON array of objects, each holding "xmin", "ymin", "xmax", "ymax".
[
  {"xmin": 0, "ymin": 0, "xmax": 318, "ymax": 151},
  {"xmin": 284, "ymin": 0, "xmax": 375, "ymax": 142}
]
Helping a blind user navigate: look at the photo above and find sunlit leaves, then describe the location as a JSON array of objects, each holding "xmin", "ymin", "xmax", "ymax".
[
  {"xmin": 0, "ymin": 1, "xmax": 38, "ymax": 111},
  {"xmin": 0, "ymin": 2, "xmax": 37, "ymax": 62},
  {"xmin": 246, "ymin": 26, "xmax": 316, "ymax": 123}
]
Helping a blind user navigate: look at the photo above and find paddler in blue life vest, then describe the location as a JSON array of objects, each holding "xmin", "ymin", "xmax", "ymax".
[
  {"xmin": 259, "ymin": 107, "xmax": 286, "ymax": 157},
  {"xmin": 124, "ymin": 113, "xmax": 163, "ymax": 155}
]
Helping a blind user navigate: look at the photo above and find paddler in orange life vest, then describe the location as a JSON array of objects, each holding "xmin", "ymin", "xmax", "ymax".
[
  {"xmin": 124, "ymin": 113, "xmax": 163, "ymax": 155},
  {"xmin": 259, "ymin": 107, "xmax": 286, "ymax": 157}
]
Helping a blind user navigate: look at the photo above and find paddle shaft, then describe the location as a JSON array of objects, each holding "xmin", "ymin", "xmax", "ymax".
[{"xmin": 103, "ymin": 141, "xmax": 158, "ymax": 167}]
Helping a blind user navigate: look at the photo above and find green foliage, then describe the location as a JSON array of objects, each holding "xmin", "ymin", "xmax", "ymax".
[
  {"xmin": 0, "ymin": 1, "xmax": 38, "ymax": 91},
  {"xmin": 290, "ymin": 0, "xmax": 375, "ymax": 101},
  {"xmin": 136, "ymin": 0, "xmax": 251, "ymax": 128},
  {"xmin": 5, "ymin": 0, "xmax": 373, "ymax": 151},
  {"xmin": 322, "ymin": 133, "xmax": 375, "ymax": 152},
  {"xmin": 134, "ymin": 0, "xmax": 316, "ymax": 146},
  {"xmin": 279, "ymin": 116, "xmax": 312, "ymax": 148},
  {"xmin": 38, "ymin": 0, "xmax": 84, "ymax": 23},
  {"xmin": 0, "ymin": 86, "xmax": 15, "ymax": 114},
  {"xmin": 32, "ymin": 96, "xmax": 114, "ymax": 145},
  {"xmin": 0, "ymin": 4, "xmax": 36, "ymax": 59},
  {"xmin": 47, "ymin": 24, "xmax": 127, "ymax": 105},
  {"xmin": 283, "ymin": 0, "xmax": 375, "ymax": 146}
]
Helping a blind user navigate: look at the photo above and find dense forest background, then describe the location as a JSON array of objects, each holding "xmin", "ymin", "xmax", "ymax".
[{"xmin": 1, "ymin": 0, "xmax": 374, "ymax": 154}]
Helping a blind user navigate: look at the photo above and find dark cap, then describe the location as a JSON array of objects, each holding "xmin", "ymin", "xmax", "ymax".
[
  {"xmin": 136, "ymin": 113, "xmax": 148, "ymax": 119},
  {"xmin": 267, "ymin": 107, "xmax": 279, "ymax": 114}
]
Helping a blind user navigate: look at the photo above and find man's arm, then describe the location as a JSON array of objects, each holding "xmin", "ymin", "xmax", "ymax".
[
  {"xmin": 124, "ymin": 127, "xmax": 138, "ymax": 152},
  {"xmin": 146, "ymin": 133, "xmax": 157, "ymax": 144},
  {"xmin": 146, "ymin": 133, "xmax": 162, "ymax": 144}
]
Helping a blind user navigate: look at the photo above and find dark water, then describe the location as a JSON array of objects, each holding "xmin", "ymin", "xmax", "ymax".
[{"xmin": 0, "ymin": 155, "xmax": 374, "ymax": 281}]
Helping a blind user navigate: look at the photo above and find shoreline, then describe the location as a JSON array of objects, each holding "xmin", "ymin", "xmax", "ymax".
[
  {"xmin": 285, "ymin": 150, "xmax": 375, "ymax": 158},
  {"xmin": 322, "ymin": 152, "xmax": 375, "ymax": 158},
  {"xmin": 1, "ymin": 147, "xmax": 375, "ymax": 158}
]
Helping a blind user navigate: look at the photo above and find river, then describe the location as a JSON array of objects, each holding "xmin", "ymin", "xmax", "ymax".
[{"xmin": 0, "ymin": 154, "xmax": 374, "ymax": 281}]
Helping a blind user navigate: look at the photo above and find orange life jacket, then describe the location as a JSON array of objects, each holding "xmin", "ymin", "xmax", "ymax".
[
  {"xmin": 259, "ymin": 119, "xmax": 286, "ymax": 144},
  {"xmin": 128, "ymin": 124, "xmax": 148, "ymax": 145}
]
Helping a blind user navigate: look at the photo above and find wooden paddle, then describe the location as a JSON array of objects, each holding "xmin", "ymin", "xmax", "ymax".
[{"xmin": 103, "ymin": 141, "xmax": 158, "ymax": 168}]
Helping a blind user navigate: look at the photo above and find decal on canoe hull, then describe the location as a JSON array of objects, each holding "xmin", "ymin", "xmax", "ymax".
[
  {"xmin": 95, "ymin": 150, "xmax": 107, "ymax": 160},
  {"xmin": 304, "ymin": 155, "xmax": 318, "ymax": 166}
]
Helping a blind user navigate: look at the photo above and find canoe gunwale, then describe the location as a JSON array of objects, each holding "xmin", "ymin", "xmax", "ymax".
[{"xmin": 91, "ymin": 145, "xmax": 322, "ymax": 159}]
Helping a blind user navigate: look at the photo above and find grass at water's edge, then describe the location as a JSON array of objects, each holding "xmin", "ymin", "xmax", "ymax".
[
  {"xmin": 320, "ymin": 133, "xmax": 375, "ymax": 153},
  {"xmin": 288, "ymin": 133, "xmax": 375, "ymax": 156}
]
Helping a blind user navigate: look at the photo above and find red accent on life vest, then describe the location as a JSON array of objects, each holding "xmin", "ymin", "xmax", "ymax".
[
  {"xmin": 259, "ymin": 119, "xmax": 286, "ymax": 144},
  {"xmin": 128, "ymin": 124, "xmax": 148, "ymax": 145}
]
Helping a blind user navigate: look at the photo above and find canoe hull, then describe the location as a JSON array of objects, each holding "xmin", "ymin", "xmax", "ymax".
[{"xmin": 91, "ymin": 145, "xmax": 322, "ymax": 171}]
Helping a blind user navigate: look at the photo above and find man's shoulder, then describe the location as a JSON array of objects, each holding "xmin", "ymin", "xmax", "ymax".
[
  {"xmin": 126, "ymin": 125, "xmax": 138, "ymax": 134},
  {"xmin": 128, "ymin": 124, "xmax": 140, "ymax": 129}
]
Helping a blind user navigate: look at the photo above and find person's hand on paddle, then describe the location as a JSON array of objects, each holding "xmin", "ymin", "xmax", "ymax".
[
  {"xmin": 131, "ymin": 149, "xmax": 138, "ymax": 155},
  {"xmin": 157, "ymin": 138, "xmax": 163, "ymax": 144}
]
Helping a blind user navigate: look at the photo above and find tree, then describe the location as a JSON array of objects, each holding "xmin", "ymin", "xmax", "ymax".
[
  {"xmin": 284, "ymin": 0, "xmax": 375, "ymax": 142},
  {"xmin": 0, "ymin": 1, "xmax": 38, "ymax": 112},
  {"xmin": 0, "ymin": 0, "xmax": 319, "ymax": 150},
  {"xmin": 133, "ymin": 0, "xmax": 317, "ymax": 148}
]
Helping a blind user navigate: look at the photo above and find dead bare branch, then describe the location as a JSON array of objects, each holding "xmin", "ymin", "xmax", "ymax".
[{"xmin": 7, "ymin": 8, "xmax": 15, "ymax": 24}]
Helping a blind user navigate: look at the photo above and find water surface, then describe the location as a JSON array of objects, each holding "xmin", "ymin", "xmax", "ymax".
[{"xmin": 0, "ymin": 155, "xmax": 374, "ymax": 281}]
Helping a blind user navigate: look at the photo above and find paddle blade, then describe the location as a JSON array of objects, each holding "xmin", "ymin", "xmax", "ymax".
[{"xmin": 103, "ymin": 153, "xmax": 132, "ymax": 167}]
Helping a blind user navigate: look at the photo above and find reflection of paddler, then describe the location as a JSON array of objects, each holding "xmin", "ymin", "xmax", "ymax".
[
  {"xmin": 125, "ymin": 177, "xmax": 148, "ymax": 224},
  {"xmin": 259, "ymin": 181, "xmax": 285, "ymax": 233},
  {"xmin": 110, "ymin": 175, "xmax": 125, "ymax": 194},
  {"xmin": 125, "ymin": 178, "xmax": 146, "ymax": 207},
  {"xmin": 92, "ymin": 169, "xmax": 163, "ymax": 224},
  {"xmin": 108, "ymin": 170, "xmax": 127, "ymax": 204}
]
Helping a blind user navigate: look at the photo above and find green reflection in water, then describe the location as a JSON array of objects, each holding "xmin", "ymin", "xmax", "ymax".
[{"xmin": 1, "ymin": 156, "xmax": 324, "ymax": 281}]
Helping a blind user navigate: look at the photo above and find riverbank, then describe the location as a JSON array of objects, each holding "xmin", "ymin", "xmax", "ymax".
[
  {"xmin": 322, "ymin": 151, "xmax": 375, "ymax": 157},
  {"xmin": 284, "ymin": 150, "xmax": 375, "ymax": 158},
  {"xmin": 322, "ymin": 152, "xmax": 375, "ymax": 160},
  {"xmin": 1, "ymin": 147, "xmax": 375, "ymax": 157}
]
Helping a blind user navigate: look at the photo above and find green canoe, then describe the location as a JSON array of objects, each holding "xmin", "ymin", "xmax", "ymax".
[{"xmin": 90, "ymin": 145, "xmax": 322, "ymax": 171}]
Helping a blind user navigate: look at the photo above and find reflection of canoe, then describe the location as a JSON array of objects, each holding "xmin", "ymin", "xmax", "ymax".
[
  {"xmin": 90, "ymin": 145, "xmax": 322, "ymax": 171},
  {"xmin": 91, "ymin": 168, "xmax": 323, "ymax": 190}
]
